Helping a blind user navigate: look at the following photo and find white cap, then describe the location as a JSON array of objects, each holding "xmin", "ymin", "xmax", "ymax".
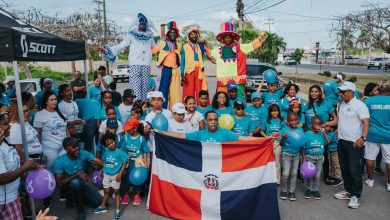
[
  {"xmin": 150, "ymin": 91, "xmax": 165, "ymax": 102},
  {"xmin": 333, "ymin": 74, "xmax": 343, "ymax": 81},
  {"xmin": 172, "ymin": 103, "xmax": 186, "ymax": 114},
  {"xmin": 338, "ymin": 81, "xmax": 356, "ymax": 92},
  {"xmin": 146, "ymin": 91, "xmax": 154, "ymax": 100},
  {"xmin": 5, "ymin": 76, "xmax": 15, "ymax": 84}
]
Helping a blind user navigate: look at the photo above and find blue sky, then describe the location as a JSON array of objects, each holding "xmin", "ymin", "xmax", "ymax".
[{"xmin": 7, "ymin": 0, "xmax": 388, "ymax": 49}]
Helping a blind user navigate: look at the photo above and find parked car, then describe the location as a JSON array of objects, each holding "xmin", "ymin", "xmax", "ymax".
[
  {"xmin": 20, "ymin": 78, "xmax": 59, "ymax": 96},
  {"xmin": 284, "ymin": 57, "xmax": 299, "ymax": 65},
  {"xmin": 345, "ymin": 55, "xmax": 358, "ymax": 59},
  {"xmin": 367, "ymin": 57, "xmax": 390, "ymax": 69},
  {"xmin": 112, "ymin": 64, "xmax": 130, "ymax": 82},
  {"xmin": 245, "ymin": 63, "xmax": 284, "ymax": 102},
  {"xmin": 384, "ymin": 62, "xmax": 390, "ymax": 71}
]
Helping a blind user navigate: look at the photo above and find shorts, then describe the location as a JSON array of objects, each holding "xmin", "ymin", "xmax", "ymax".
[
  {"xmin": 0, "ymin": 197, "xmax": 23, "ymax": 220},
  {"xmin": 103, "ymin": 173, "xmax": 121, "ymax": 190},
  {"xmin": 364, "ymin": 141, "xmax": 390, "ymax": 163}
]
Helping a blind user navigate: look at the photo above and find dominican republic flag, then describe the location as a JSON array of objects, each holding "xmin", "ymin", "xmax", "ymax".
[{"xmin": 147, "ymin": 134, "xmax": 280, "ymax": 220}]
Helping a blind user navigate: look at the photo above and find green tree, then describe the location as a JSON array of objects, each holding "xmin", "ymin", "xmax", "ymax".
[
  {"xmin": 291, "ymin": 48, "xmax": 304, "ymax": 63},
  {"xmin": 179, "ymin": 23, "xmax": 217, "ymax": 47}
]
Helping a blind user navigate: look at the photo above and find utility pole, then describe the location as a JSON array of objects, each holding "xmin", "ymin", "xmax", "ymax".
[
  {"xmin": 102, "ymin": 0, "xmax": 109, "ymax": 73},
  {"xmin": 341, "ymin": 18, "xmax": 345, "ymax": 65},
  {"xmin": 264, "ymin": 19, "xmax": 274, "ymax": 63},
  {"xmin": 236, "ymin": 0, "xmax": 244, "ymax": 43}
]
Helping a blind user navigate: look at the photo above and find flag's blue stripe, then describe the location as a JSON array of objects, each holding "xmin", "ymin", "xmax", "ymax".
[
  {"xmin": 220, "ymin": 183, "xmax": 280, "ymax": 220},
  {"xmin": 155, "ymin": 134, "xmax": 203, "ymax": 172}
]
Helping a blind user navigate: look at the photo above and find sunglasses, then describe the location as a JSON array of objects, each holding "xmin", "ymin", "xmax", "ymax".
[
  {"xmin": 235, "ymin": 107, "xmax": 244, "ymax": 110},
  {"xmin": 339, "ymin": 90, "xmax": 349, "ymax": 94}
]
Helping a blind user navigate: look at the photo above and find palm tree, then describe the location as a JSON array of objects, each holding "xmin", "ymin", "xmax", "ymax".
[{"xmin": 355, "ymin": 29, "xmax": 370, "ymax": 48}]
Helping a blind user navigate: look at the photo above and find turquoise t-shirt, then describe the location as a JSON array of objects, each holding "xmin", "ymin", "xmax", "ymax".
[
  {"xmin": 196, "ymin": 106, "xmax": 213, "ymax": 117},
  {"xmin": 149, "ymin": 77, "xmax": 156, "ymax": 89},
  {"xmin": 35, "ymin": 89, "xmax": 58, "ymax": 109},
  {"xmin": 260, "ymin": 118, "xmax": 283, "ymax": 136},
  {"xmin": 75, "ymin": 99, "xmax": 100, "ymax": 121},
  {"xmin": 323, "ymin": 80, "xmax": 339, "ymax": 107},
  {"xmin": 185, "ymin": 128, "xmax": 239, "ymax": 143},
  {"xmin": 262, "ymin": 89, "xmax": 284, "ymax": 106},
  {"xmin": 281, "ymin": 112, "xmax": 305, "ymax": 127},
  {"xmin": 120, "ymin": 134, "xmax": 149, "ymax": 158},
  {"xmin": 304, "ymin": 130, "xmax": 326, "ymax": 155},
  {"xmin": 102, "ymin": 149, "xmax": 129, "ymax": 175},
  {"xmin": 214, "ymin": 107, "xmax": 233, "ymax": 117},
  {"xmin": 100, "ymin": 105, "xmax": 122, "ymax": 121},
  {"xmin": 232, "ymin": 116, "xmax": 255, "ymax": 136},
  {"xmin": 279, "ymin": 127, "xmax": 304, "ymax": 153},
  {"xmin": 305, "ymin": 100, "xmax": 335, "ymax": 130},
  {"xmin": 52, "ymin": 150, "xmax": 94, "ymax": 177},
  {"xmin": 364, "ymin": 96, "xmax": 390, "ymax": 144},
  {"xmin": 327, "ymin": 131, "xmax": 338, "ymax": 152},
  {"xmin": 88, "ymin": 86, "xmax": 102, "ymax": 107},
  {"xmin": 0, "ymin": 95, "xmax": 10, "ymax": 107},
  {"xmin": 245, "ymin": 105, "xmax": 267, "ymax": 129}
]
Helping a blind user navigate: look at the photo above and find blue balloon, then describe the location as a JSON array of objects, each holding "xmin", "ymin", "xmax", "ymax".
[
  {"xmin": 286, "ymin": 129, "xmax": 306, "ymax": 147},
  {"xmin": 264, "ymin": 69, "xmax": 277, "ymax": 84},
  {"xmin": 151, "ymin": 113, "xmax": 168, "ymax": 131},
  {"xmin": 129, "ymin": 167, "xmax": 149, "ymax": 186}
]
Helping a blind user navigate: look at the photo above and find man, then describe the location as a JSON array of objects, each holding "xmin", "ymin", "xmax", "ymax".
[
  {"xmin": 334, "ymin": 81, "xmax": 369, "ymax": 209},
  {"xmin": 53, "ymin": 137, "xmax": 103, "ymax": 220},
  {"xmin": 323, "ymin": 73, "xmax": 343, "ymax": 107},
  {"xmin": 97, "ymin": 66, "xmax": 112, "ymax": 91},
  {"xmin": 70, "ymin": 71, "xmax": 87, "ymax": 100},
  {"xmin": 363, "ymin": 80, "xmax": 390, "ymax": 192},
  {"xmin": 209, "ymin": 22, "xmax": 268, "ymax": 101},
  {"xmin": 5, "ymin": 76, "xmax": 16, "ymax": 99},
  {"xmin": 181, "ymin": 28, "xmax": 213, "ymax": 104},
  {"xmin": 154, "ymin": 110, "xmax": 261, "ymax": 143},
  {"xmin": 227, "ymin": 82, "xmax": 247, "ymax": 107},
  {"xmin": 100, "ymin": 13, "xmax": 157, "ymax": 101}
]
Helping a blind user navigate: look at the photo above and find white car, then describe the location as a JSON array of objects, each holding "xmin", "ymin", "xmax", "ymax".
[
  {"xmin": 367, "ymin": 57, "xmax": 390, "ymax": 69},
  {"xmin": 20, "ymin": 78, "xmax": 59, "ymax": 96},
  {"xmin": 112, "ymin": 64, "xmax": 130, "ymax": 82}
]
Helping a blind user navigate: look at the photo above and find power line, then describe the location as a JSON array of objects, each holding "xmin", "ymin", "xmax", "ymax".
[
  {"xmin": 246, "ymin": 0, "xmax": 286, "ymax": 14},
  {"xmin": 268, "ymin": 10, "xmax": 337, "ymax": 20}
]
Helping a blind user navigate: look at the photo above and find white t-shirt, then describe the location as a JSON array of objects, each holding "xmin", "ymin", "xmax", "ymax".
[
  {"xmin": 118, "ymin": 103, "xmax": 132, "ymax": 124},
  {"xmin": 9, "ymin": 122, "xmax": 42, "ymax": 155},
  {"xmin": 34, "ymin": 109, "xmax": 67, "ymax": 150},
  {"xmin": 338, "ymin": 97, "xmax": 370, "ymax": 142},
  {"xmin": 185, "ymin": 111, "xmax": 204, "ymax": 132},
  {"xmin": 0, "ymin": 141, "xmax": 21, "ymax": 204},
  {"xmin": 145, "ymin": 109, "xmax": 173, "ymax": 124},
  {"xmin": 58, "ymin": 100, "xmax": 79, "ymax": 122},
  {"xmin": 99, "ymin": 119, "xmax": 124, "ymax": 134},
  {"xmin": 168, "ymin": 119, "xmax": 192, "ymax": 134},
  {"xmin": 101, "ymin": 75, "xmax": 113, "ymax": 91}
]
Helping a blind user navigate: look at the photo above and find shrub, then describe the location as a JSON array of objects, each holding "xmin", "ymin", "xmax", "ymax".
[{"xmin": 323, "ymin": 71, "xmax": 331, "ymax": 77}]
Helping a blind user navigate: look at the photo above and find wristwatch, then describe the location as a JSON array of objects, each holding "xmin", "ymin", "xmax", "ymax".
[{"xmin": 361, "ymin": 136, "xmax": 367, "ymax": 141}]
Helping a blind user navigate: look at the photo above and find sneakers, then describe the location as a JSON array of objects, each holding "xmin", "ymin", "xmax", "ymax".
[
  {"xmin": 313, "ymin": 191, "xmax": 322, "ymax": 200},
  {"xmin": 387, "ymin": 183, "xmax": 390, "ymax": 192},
  {"xmin": 288, "ymin": 192, "xmax": 297, "ymax": 201},
  {"xmin": 304, "ymin": 190, "xmax": 312, "ymax": 199},
  {"xmin": 365, "ymin": 179, "xmax": 374, "ymax": 187},
  {"xmin": 348, "ymin": 196, "xmax": 361, "ymax": 209},
  {"xmin": 279, "ymin": 191, "xmax": 288, "ymax": 200},
  {"xmin": 133, "ymin": 194, "xmax": 141, "ymax": 206},
  {"xmin": 122, "ymin": 194, "xmax": 130, "ymax": 205},
  {"xmin": 93, "ymin": 207, "xmax": 108, "ymax": 214},
  {"xmin": 374, "ymin": 168, "xmax": 385, "ymax": 176},
  {"xmin": 114, "ymin": 210, "xmax": 121, "ymax": 219},
  {"xmin": 332, "ymin": 179, "xmax": 344, "ymax": 187},
  {"xmin": 59, "ymin": 197, "xmax": 66, "ymax": 202},
  {"xmin": 334, "ymin": 191, "xmax": 351, "ymax": 200}
]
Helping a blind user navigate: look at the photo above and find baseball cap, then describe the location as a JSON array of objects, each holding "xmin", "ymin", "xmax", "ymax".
[
  {"xmin": 5, "ymin": 76, "xmax": 15, "ymax": 84},
  {"xmin": 234, "ymin": 100, "xmax": 245, "ymax": 109},
  {"xmin": 251, "ymin": 92, "xmax": 262, "ymax": 101},
  {"xmin": 150, "ymin": 91, "xmax": 166, "ymax": 102},
  {"xmin": 333, "ymin": 74, "xmax": 343, "ymax": 81},
  {"xmin": 107, "ymin": 118, "xmax": 118, "ymax": 129},
  {"xmin": 43, "ymin": 78, "xmax": 52, "ymax": 84},
  {"xmin": 62, "ymin": 137, "xmax": 78, "ymax": 148},
  {"xmin": 123, "ymin": 118, "xmax": 140, "ymax": 131},
  {"xmin": 227, "ymin": 82, "xmax": 238, "ymax": 91},
  {"xmin": 123, "ymin": 89, "xmax": 136, "ymax": 98},
  {"xmin": 338, "ymin": 81, "xmax": 356, "ymax": 92},
  {"xmin": 172, "ymin": 103, "xmax": 186, "ymax": 114}
]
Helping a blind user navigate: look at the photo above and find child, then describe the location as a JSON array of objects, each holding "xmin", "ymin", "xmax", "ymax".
[
  {"xmin": 324, "ymin": 125, "xmax": 343, "ymax": 186},
  {"xmin": 245, "ymin": 92, "xmax": 266, "ymax": 136},
  {"xmin": 89, "ymin": 76, "xmax": 102, "ymax": 106},
  {"xmin": 303, "ymin": 116, "xmax": 331, "ymax": 200},
  {"xmin": 259, "ymin": 82, "xmax": 284, "ymax": 106},
  {"xmin": 100, "ymin": 91, "xmax": 122, "ymax": 121},
  {"xmin": 120, "ymin": 118, "xmax": 149, "ymax": 206},
  {"xmin": 211, "ymin": 91, "xmax": 233, "ymax": 117},
  {"xmin": 97, "ymin": 118, "xmax": 123, "ymax": 159},
  {"xmin": 145, "ymin": 91, "xmax": 172, "ymax": 124},
  {"xmin": 168, "ymin": 103, "xmax": 192, "ymax": 133},
  {"xmin": 196, "ymin": 90, "xmax": 212, "ymax": 117},
  {"xmin": 282, "ymin": 99, "xmax": 305, "ymax": 128},
  {"xmin": 279, "ymin": 112, "xmax": 305, "ymax": 201},
  {"xmin": 93, "ymin": 133, "xmax": 129, "ymax": 219},
  {"xmin": 99, "ymin": 106, "xmax": 124, "ymax": 136},
  {"xmin": 232, "ymin": 100, "xmax": 254, "ymax": 136},
  {"xmin": 109, "ymin": 82, "xmax": 122, "ymax": 106},
  {"xmin": 184, "ymin": 96, "xmax": 205, "ymax": 131},
  {"xmin": 261, "ymin": 104, "xmax": 283, "ymax": 185},
  {"xmin": 118, "ymin": 89, "xmax": 136, "ymax": 124},
  {"xmin": 227, "ymin": 82, "xmax": 247, "ymax": 107}
]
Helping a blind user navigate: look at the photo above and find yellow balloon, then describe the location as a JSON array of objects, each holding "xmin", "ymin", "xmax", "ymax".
[{"xmin": 218, "ymin": 114, "xmax": 235, "ymax": 130}]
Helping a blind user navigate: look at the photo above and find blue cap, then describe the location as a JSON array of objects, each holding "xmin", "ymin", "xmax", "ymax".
[
  {"xmin": 227, "ymin": 82, "xmax": 238, "ymax": 91},
  {"xmin": 138, "ymin": 13, "xmax": 148, "ymax": 25},
  {"xmin": 251, "ymin": 92, "xmax": 262, "ymax": 101}
]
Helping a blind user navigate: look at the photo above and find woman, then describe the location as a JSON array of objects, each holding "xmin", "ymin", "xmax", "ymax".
[
  {"xmin": 35, "ymin": 78, "xmax": 58, "ymax": 109},
  {"xmin": 22, "ymin": 92, "xmax": 37, "ymax": 124},
  {"xmin": 9, "ymin": 103, "xmax": 42, "ymax": 163},
  {"xmin": 280, "ymin": 83, "xmax": 306, "ymax": 115},
  {"xmin": 33, "ymin": 91, "xmax": 67, "ymax": 170},
  {"xmin": 58, "ymin": 84, "xmax": 84, "ymax": 133},
  {"xmin": 363, "ymin": 83, "xmax": 379, "ymax": 100}
]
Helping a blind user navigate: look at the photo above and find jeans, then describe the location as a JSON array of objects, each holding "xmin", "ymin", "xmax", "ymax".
[
  {"xmin": 305, "ymin": 154, "xmax": 324, "ymax": 191},
  {"xmin": 81, "ymin": 119, "xmax": 97, "ymax": 153},
  {"xmin": 338, "ymin": 139, "xmax": 364, "ymax": 198},
  {"xmin": 65, "ymin": 178, "xmax": 103, "ymax": 213},
  {"xmin": 281, "ymin": 152, "xmax": 300, "ymax": 193}
]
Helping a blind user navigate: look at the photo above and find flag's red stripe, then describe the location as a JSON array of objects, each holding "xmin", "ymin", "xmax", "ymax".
[
  {"xmin": 221, "ymin": 138, "xmax": 275, "ymax": 172},
  {"xmin": 148, "ymin": 174, "xmax": 202, "ymax": 220}
]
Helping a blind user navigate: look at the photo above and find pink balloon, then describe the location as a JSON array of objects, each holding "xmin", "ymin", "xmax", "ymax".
[{"xmin": 25, "ymin": 169, "xmax": 56, "ymax": 199}]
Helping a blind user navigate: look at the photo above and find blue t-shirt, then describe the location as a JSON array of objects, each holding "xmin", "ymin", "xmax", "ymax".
[
  {"xmin": 102, "ymin": 149, "xmax": 129, "ymax": 175},
  {"xmin": 281, "ymin": 112, "xmax": 305, "ymax": 127},
  {"xmin": 100, "ymin": 105, "xmax": 122, "ymax": 121},
  {"xmin": 196, "ymin": 106, "xmax": 213, "ymax": 117},
  {"xmin": 185, "ymin": 128, "xmax": 239, "ymax": 143},
  {"xmin": 279, "ymin": 127, "xmax": 304, "ymax": 153},
  {"xmin": 323, "ymin": 80, "xmax": 339, "ymax": 107},
  {"xmin": 214, "ymin": 107, "xmax": 233, "ymax": 117},
  {"xmin": 120, "ymin": 134, "xmax": 149, "ymax": 158},
  {"xmin": 304, "ymin": 130, "xmax": 326, "ymax": 155},
  {"xmin": 0, "ymin": 95, "xmax": 10, "ymax": 107},
  {"xmin": 88, "ymin": 86, "xmax": 102, "ymax": 107},
  {"xmin": 245, "ymin": 105, "xmax": 267, "ymax": 129},
  {"xmin": 305, "ymin": 101, "xmax": 335, "ymax": 130},
  {"xmin": 35, "ymin": 89, "xmax": 58, "ymax": 109},
  {"xmin": 232, "ymin": 115, "xmax": 254, "ymax": 136},
  {"xmin": 364, "ymin": 96, "xmax": 390, "ymax": 144},
  {"xmin": 260, "ymin": 118, "xmax": 283, "ymax": 136},
  {"xmin": 327, "ymin": 131, "xmax": 338, "ymax": 152},
  {"xmin": 262, "ymin": 89, "xmax": 284, "ymax": 106},
  {"xmin": 52, "ymin": 150, "xmax": 94, "ymax": 177},
  {"xmin": 75, "ymin": 99, "xmax": 100, "ymax": 121}
]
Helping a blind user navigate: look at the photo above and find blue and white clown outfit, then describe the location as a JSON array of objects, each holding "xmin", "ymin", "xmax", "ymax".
[{"xmin": 103, "ymin": 13, "xmax": 157, "ymax": 101}]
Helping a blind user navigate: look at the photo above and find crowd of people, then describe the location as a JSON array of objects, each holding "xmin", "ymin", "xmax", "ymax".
[{"xmin": 0, "ymin": 13, "xmax": 389, "ymax": 220}]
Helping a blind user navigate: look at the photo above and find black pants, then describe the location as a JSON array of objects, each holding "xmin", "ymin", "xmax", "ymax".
[
  {"xmin": 65, "ymin": 178, "xmax": 103, "ymax": 214},
  {"xmin": 338, "ymin": 139, "xmax": 364, "ymax": 198},
  {"xmin": 323, "ymin": 146, "xmax": 330, "ymax": 179},
  {"xmin": 81, "ymin": 119, "xmax": 97, "ymax": 153}
]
